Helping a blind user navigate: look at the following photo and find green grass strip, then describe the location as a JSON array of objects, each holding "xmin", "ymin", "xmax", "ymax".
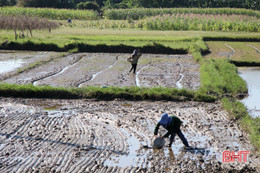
[
  {"xmin": 0, "ymin": 83, "xmax": 215, "ymax": 102},
  {"xmin": 199, "ymin": 59, "xmax": 248, "ymax": 98},
  {"xmin": 0, "ymin": 40, "xmax": 188, "ymax": 54}
]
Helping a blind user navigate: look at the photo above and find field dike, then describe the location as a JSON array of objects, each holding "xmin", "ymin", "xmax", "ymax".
[{"xmin": 0, "ymin": 98, "xmax": 259, "ymax": 172}]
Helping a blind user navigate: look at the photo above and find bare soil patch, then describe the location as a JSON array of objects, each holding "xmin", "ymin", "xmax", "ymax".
[
  {"xmin": 0, "ymin": 98, "xmax": 259, "ymax": 172},
  {"xmin": 1, "ymin": 52, "xmax": 200, "ymax": 89}
]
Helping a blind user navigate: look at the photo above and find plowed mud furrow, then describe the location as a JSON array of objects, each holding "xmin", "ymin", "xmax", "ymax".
[
  {"xmin": 68, "ymin": 154, "xmax": 95, "ymax": 173},
  {"xmin": 77, "ymin": 151, "xmax": 111, "ymax": 173},
  {"xmin": 37, "ymin": 53, "xmax": 117, "ymax": 87},
  {"xmin": 1, "ymin": 52, "xmax": 201, "ymax": 89},
  {"xmin": 77, "ymin": 152, "xmax": 103, "ymax": 172},
  {"xmin": 15, "ymin": 157, "xmax": 36, "ymax": 173},
  {"xmin": 33, "ymin": 116, "xmax": 76, "ymax": 172},
  {"xmin": 0, "ymin": 98, "xmax": 259, "ymax": 172},
  {"xmin": 53, "ymin": 117, "xmax": 81, "ymax": 172},
  {"xmin": 11, "ymin": 117, "xmax": 63, "ymax": 172},
  {"xmin": 79, "ymin": 55, "xmax": 132, "ymax": 87},
  {"xmin": 33, "ymin": 54, "xmax": 84, "ymax": 87}
]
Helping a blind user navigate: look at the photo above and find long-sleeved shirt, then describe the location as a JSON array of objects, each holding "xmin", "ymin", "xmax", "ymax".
[
  {"xmin": 154, "ymin": 115, "xmax": 182, "ymax": 137},
  {"xmin": 130, "ymin": 54, "xmax": 141, "ymax": 64}
]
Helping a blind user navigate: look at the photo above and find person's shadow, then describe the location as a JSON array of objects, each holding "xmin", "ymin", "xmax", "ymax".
[
  {"xmin": 151, "ymin": 147, "xmax": 176, "ymax": 161},
  {"xmin": 182, "ymin": 146, "xmax": 210, "ymax": 155}
]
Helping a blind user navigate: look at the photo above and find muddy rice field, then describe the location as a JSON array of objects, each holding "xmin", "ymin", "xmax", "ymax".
[
  {"xmin": 0, "ymin": 51, "xmax": 259, "ymax": 172},
  {"xmin": 0, "ymin": 51, "xmax": 199, "ymax": 89}
]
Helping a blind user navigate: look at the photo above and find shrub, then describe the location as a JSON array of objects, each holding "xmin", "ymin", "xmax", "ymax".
[{"xmin": 0, "ymin": 15, "xmax": 59, "ymax": 39}]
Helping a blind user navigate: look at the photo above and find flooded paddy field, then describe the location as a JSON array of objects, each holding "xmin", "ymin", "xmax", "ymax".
[
  {"xmin": 0, "ymin": 50, "xmax": 60, "ymax": 82},
  {"xmin": 0, "ymin": 98, "xmax": 259, "ymax": 172},
  {"xmin": 0, "ymin": 51, "xmax": 200, "ymax": 89},
  {"xmin": 239, "ymin": 67, "xmax": 260, "ymax": 118},
  {"xmin": 0, "ymin": 50, "xmax": 259, "ymax": 172}
]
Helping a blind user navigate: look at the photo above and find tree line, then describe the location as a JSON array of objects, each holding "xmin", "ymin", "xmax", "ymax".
[{"xmin": 0, "ymin": 0, "xmax": 259, "ymax": 10}]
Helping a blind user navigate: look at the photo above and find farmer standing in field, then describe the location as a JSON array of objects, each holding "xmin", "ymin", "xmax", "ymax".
[
  {"xmin": 128, "ymin": 49, "xmax": 142, "ymax": 74},
  {"xmin": 154, "ymin": 113, "xmax": 191, "ymax": 148}
]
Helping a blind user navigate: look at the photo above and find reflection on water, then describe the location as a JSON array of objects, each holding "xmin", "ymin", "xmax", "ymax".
[
  {"xmin": 104, "ymin": 128, "xmax": 146, "ymax": 168},
  {"xmin": 0, "ymin": 59, "xmax": 24, "ymax": 74},
  {"xmin": 238, "ymin": 67, "xmax": 260, "ymax": 118}
]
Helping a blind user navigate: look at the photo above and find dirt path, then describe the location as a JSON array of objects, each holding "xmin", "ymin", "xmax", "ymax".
[{"xmin": 0, "ymin": 98, "xmax": 258, "ymax": 172}]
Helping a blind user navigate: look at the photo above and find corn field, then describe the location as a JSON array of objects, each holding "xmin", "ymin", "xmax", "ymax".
[
  {"xmin": 145, "ymin": 14, "xmax": 260, "ymax": 32},
  {"xmin": 83, "ymin": 14, "xmax": 259, "ymax": 32},
  {"xmin": 104, "ymin": 8, "xmax": 260, "ymax": 20},
  {"xmin": 0, "ymin": 7, "xmax": 98, "ymax": 20}
]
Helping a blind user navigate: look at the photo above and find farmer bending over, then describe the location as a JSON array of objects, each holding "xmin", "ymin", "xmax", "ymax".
[{"xmin": 154, "ymin": 113, "xmax": 190, "ymax": 148}]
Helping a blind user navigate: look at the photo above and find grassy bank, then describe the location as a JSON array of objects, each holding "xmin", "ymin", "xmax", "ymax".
[
  {"xmin": 197, "ymin": 50, "xmax": 260, "ymax": 156},
  {"xmin": 0, "ymin": 83, "xmax": 215, "ymax": 102},
  {"xmin": 199, "ymin": 58, "xmax": 248, "ymax": 98}
]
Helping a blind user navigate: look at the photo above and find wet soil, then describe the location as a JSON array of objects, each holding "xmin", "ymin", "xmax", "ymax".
[
  {"xmin": 1, "ymin": 52, "xmax": 200, "ymax": 89},
  {"xmin": 0, "ymin": 50, "xmax": 60, "ymax": 82},
  {"xmin": 0, "ymin": 51, "xmax": 259, "ymax": 172},
  {"xmin": 0, "ymin": 98, "xmax": 259, "ymax": 173}
]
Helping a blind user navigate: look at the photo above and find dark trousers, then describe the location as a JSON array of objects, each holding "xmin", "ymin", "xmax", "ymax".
[
  {"xmin": 129, "ymin": 64, "xmax": 137, "ymax": 74},
  {"xmin": 169, "ymin": 130, "xmax": 189, "ymax": 147}
]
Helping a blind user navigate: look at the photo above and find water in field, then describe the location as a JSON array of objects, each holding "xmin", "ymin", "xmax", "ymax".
[
  {"xmin": 0, "ymin": 59, "xmax": 24, "ymax": 74},
  {"xmin": 238, "ymin": 67, "xmax": 260, "ymax": 118}
]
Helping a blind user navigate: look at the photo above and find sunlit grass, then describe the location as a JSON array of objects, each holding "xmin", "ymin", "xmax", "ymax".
[
  {"xmin": 205, "ymin": 41, "xmax": 233, "ymax": 59},
  {"xmin": 227, "ymin": 42, "xmax": 260, "ymax": 62},
  {"xmin": 199, "ymin": 58, "xmax": 248, "ymax": 97},
  {"xmin": 205, "ymin": 41, "xmax": 260, "ymax": 62},
  {"xmin": 1, "ymin": 21, "xmax": 259, "ymax": 47}
]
